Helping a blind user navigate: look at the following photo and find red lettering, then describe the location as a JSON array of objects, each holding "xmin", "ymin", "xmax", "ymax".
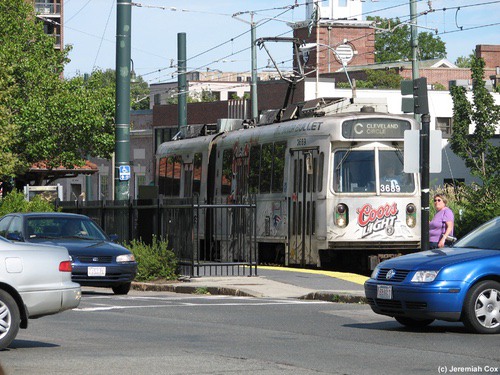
[{"xmin": 357, "ymin": 203, "xmax": 399, "ymax": 227}]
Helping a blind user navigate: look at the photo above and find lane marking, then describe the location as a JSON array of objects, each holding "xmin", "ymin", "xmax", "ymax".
[{"xmin": 74, "ymin": 298, "xmax": 329, "ymax": 312}]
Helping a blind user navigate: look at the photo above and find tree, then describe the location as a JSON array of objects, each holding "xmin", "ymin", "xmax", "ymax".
[
  {"xmin": 93, "ymin": 69, "xmax": 150, "ymax": 111},
  {"xmin": 368, "ymin": 17, "xmax": 446, "ymax": 63},
  {"xmin": 449, "ymin": 55, "xmax": 500, "ymax": 234},
  {"xmin": 455, "ymin": 53, "xmax": 475, "ymax": 68},
  {"xmin": 0, "ymin": 0, "xmax": 115, "ymax": 184}
]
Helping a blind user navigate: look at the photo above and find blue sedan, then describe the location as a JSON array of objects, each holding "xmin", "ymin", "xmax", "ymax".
[
  {"xmin": 364, "ymin": 216, "xmax": 500, "ymax": 333},
  {"xmin": 0, "ymin": 212, "xmax": 137, "ymax": 295}
]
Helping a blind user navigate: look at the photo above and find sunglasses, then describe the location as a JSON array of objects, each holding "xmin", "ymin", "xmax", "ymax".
[{"xmin": 434, "ymin": 199, "xmax": 442, "ymax": 202}]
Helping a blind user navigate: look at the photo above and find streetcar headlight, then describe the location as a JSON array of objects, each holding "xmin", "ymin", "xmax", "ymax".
[
  {"xmin": 406, "ymin": 203, "xmax": 417, "ymax": 228},
  {"xmin": 335, "ymin": 203, "xmax": 348, "ymax": 228}
]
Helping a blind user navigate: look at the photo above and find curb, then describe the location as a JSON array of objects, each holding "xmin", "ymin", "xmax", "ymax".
[
  {"xmin": 132, "ymin": 282, "xmax": 366, "ymax": 303},
  {"xmin": 300, "ymin": 291, "xmax": 367, "ymax": 304},
  {"xmin": 132, "ymin": 282, "xmax": 258, "ymax": 297}
]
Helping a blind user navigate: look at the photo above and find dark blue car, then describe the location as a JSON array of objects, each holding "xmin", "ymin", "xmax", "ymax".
[
  {"xmin": 0, "ymin": 212, "xmax": 137, "ymax": 295},
  {"xmin": 365, "ymin": 216, "xmax": 500, "ymax": 333}
]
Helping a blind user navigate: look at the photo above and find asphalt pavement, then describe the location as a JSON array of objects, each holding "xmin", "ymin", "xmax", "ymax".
[{"xmin": 132, "ymin": 266, "xmax": 369, "ymax": 303}]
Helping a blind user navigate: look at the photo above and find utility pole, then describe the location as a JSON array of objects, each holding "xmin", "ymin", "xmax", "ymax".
[
  {"xmin": 115, "ymin": 0, "xmax": 132, "ymax": 201},
  {"xmin": 232, "ymin": 12, "xmax": 258, "ymax": 124},
  {"xmin": 178, "ymin": 33, "xmax": 187, "ymax": 132},
  {"xmin": 409, "ymin": 0, "xmax": 430, "ymax": 251},
  {"xmin": 250, "ymin": 13, "xmax": 258, "ymax": 124}
]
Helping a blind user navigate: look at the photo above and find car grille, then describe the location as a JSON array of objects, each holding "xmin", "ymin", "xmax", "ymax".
[
  {"xmin": 367, "ymin": 298, "xmax": 427, "ymax": 312},
  {"xmin": 75, "ymin": 255, "xmax": 113, "ymax": 264},
  {"xmin": 376, "ymin": 268, "xmax": 411, "ymax": 282}
]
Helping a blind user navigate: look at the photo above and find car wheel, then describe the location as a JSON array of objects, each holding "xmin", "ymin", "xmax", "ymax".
[
  {"xmin": 112, "ymin": 283, "xmax": 131, "ymax": 295},
  {"xmin": 462, "ymin": 280, "xmax": 500, "ymax": 334},
  {"xmin": 0, "ymin": 290, "xmax": 21, "ymax": 350},
  {"xmin": 395, "ymin": 316, "xmax": 434, "ymax": 328}
]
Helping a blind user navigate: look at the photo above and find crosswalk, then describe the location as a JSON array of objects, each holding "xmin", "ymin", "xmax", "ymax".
[{"xmin": 74, "ymin": 294, "xmax": 331, "ymax": 313}]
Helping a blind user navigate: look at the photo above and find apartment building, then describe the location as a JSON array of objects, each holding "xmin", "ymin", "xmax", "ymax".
[{"xmin": 33, "ymin": 0, "xmax": 63, "ymax": 50}]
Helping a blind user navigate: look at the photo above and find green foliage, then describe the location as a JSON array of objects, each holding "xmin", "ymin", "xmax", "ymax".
[
  {"xmin": 337, "ymin": 69, "xmax": 402, "ymax": 89},
  {"xmin": 94, "ymin": 69, "xmax": 150, "ymax": 111},
  {"xmin": 194, "ymin": 287, "xmax": 210, "ymax": 295},
  {"xmin": 0, "ymin": 0, "xmax": 116, "ymax": 181},
  {"xmin": 367, "ymin": 17, "xmax": 446, "ymax": 63},
  {"xmin": 0, "ymin": 191, "xmax": 56, "ymax": 216},
  {"xmin": 432, "ymin": 82, "xmax": 447, "ymax": 91},
  {"xmin": 454, "ymin": 54, "xmax": 474, "ymax": 68},
  {"xmin": 449, "ymin": 55, "xmax": 500, "ymax": 235},
  {"xmin": 126, "ymin": 237, "xmax": 178, "ymax": 281}
]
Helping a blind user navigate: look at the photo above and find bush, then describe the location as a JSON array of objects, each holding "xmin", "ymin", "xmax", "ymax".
[
  {"xmin": 0, "ymin": 190, "xmax": 56, "ymax": 216},
  {"xmin": 431, "ymin": 184, "xmax": 500, "ymax": 239},
  {"xmin": 126, "ymin": 237, "xmax": 178, "ymax": 281}
]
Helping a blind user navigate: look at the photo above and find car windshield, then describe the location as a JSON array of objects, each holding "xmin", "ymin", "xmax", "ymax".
[
  {"xmin": 26, "ymin": 217, "xmax": 108, "ymax": 241},
  {"xmin": 454, "ymin": 216, "xmax": 500, "ymax": 250}
]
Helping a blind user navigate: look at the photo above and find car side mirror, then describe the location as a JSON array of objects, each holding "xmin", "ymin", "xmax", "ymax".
[
  {"xmin": 6, "ymin": 232, "xmax": 24, "ymax": 242},
  {"xmin": 108, "ymin": 234, "xmax": 119, "ymax": 243}
]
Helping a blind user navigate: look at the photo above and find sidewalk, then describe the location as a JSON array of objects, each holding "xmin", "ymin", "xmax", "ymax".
[{"xmin": 132, "ymin": 266, "xmax": 369, "ymax": 304}]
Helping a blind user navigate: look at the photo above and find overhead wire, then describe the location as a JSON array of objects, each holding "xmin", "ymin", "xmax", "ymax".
[{"xmin": 92, "ymin": 0, "xmax": 115, "ymax": 71}]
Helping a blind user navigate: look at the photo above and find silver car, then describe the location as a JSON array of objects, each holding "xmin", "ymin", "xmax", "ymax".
[{"xmin": 0, "ymin": 236, "xmax": 81, "ymax": 349}]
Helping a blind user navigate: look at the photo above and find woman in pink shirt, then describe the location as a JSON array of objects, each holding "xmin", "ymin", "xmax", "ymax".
[{"xmin": 429, "ymin": 193, "xmax": 455, "ymax": 249}]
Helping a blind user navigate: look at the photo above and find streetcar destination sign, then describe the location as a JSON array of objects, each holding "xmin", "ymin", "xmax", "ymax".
[{"xmin": 342, "ymin": 118, "xmax": 411, "ymax": 139}]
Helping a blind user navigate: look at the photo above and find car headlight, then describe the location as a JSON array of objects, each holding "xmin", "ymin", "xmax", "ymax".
[
  {"xmin": 370, "ymin": 267, "xmax": 380, "ymax": 279},
  {"xmin": 411, "ymin": 270, "xmax": 438, "ymax": 282},
  {"xmin": 116, "ymin": 254, "xmax": 136, "ymax": 263}
]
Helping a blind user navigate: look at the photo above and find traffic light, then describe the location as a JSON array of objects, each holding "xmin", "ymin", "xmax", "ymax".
[{"xmin": 401, "ymin": 77, "xmax": 429, "ymax": 114}]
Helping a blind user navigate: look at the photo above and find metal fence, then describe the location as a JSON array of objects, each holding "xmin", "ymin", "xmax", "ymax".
[{"xmin": 56, "ymin": 196, "xmax": 257, "ymax": 277}]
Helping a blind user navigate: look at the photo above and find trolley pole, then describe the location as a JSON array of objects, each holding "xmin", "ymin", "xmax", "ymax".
[{"xmin": 115, "ymin": 0, "xmax": 132, "ymax": 201}]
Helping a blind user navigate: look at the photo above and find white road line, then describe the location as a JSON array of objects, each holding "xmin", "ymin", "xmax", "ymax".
[{"xmin": 74, "ymin": 299, "xmax": 329, "ymax": 312}]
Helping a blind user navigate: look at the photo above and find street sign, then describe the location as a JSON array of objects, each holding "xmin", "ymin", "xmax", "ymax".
[
  {"xmin": 403, "ymin": 130, "xmax": 442, "ymax": 173},
  {"xmin": 119, "ymin": 165, "xmax": 131, "ymax": 181}
]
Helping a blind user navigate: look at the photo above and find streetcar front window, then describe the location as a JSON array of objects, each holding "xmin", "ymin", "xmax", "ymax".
[
  {"xmin": 333, "ymin": 149, "xmax": 415, "ymax": 193},
  {"xmin": 379, "ymin": 150, "xmax": 415, "ymax": 193},
  {"xmin": 334, "ymin": 151, "xmax": 376, "ymax": 193}
]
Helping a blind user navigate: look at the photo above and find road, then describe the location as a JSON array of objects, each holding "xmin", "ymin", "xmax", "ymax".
[{"xmin": 1, "ymin": 289, "xmax": 499, "ymax": 375}]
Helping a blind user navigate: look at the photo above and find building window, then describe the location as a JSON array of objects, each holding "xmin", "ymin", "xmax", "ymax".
[
  {"xmin": 154, "ymin": 94, "xmax": 161, "ymax": 105},
  {"xmin": 436, "ymin": 117, "xmax": 452, "ymax": 137},
  {"xmin": 135, "ymin": 175, "xmax": 146, "ymax": 199}
]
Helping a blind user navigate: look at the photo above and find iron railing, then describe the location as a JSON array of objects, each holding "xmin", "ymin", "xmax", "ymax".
[{"xmin": 56, "ymin": 196, "xmax": 257, "ymax": 277}]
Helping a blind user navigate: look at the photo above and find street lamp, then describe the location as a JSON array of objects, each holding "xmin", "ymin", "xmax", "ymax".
[{"xmin": 299, "ymin": 42, "xmax": 353, "ymax": 91}]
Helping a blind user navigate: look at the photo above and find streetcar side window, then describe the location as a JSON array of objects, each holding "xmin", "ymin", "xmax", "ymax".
[
  {"xmin": 272, "ymin": 141, "xmax": 287, "ymax": 193},
  {"xmin": 193, "ymin": 153, "xmax": 202, "ymax": 195},
  {"xmin": 260, "ymin": 143, "xmax": 273, "ymax": 193},
  {"xmin": 249, "ymin": 145, "xmax": 261, "ymax": 193},
  {"xmin": 158, "ymin": 157, "xmax": 167, "ymax": 195},
  {"xmin": 172, "ymin": 155, "xmax": 182, "ymax": 196},
  {"xmin": 318, "ymin": 152, "xmax": 324, "ymax": 192},
  {"xmin": 379, "ymin": 150, "xmax": 415, "ymax": 193},
  {"xmin": 183, "ymin": 163, "xmax": 193, "ymax": 197},
  {"xmin": 221, "ymin": 149, "xmax": 233, "ymax": 195},
  {"xmin": 333, "ymin": 150, "xmax": 376, "ymax": 193}
]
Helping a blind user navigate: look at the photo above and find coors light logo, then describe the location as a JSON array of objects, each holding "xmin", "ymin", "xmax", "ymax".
[{"xmin": 357, "ymin": 203, "xmax": 398, "ymax": 238}]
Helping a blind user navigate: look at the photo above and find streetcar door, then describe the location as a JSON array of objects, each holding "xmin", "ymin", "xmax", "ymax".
[{"xmin": 288, "ymin": 148, "xmax": 318, "ymax": 266}]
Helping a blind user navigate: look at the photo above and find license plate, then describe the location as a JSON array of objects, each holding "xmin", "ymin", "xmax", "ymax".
[
  {"xmin": 88, "ymin": 267, "xmax": 106, "ymax": 277},
  {"xmin": 377, "ymin": 285, "xmax": 392, "ymax": 300}
]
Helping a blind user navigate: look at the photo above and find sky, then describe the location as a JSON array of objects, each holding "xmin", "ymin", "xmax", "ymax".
[{"xmin": 62, "ymin": 0, "xmax": 500, "ymax": 85}]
